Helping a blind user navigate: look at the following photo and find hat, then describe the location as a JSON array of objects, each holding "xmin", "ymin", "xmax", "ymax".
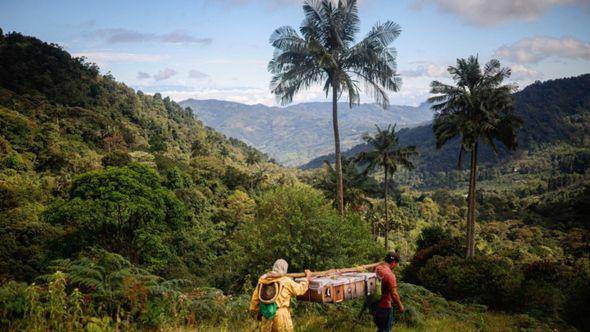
[{"xmin": 384, "ymin": 251, "xmax": 401, "ymax": 263}]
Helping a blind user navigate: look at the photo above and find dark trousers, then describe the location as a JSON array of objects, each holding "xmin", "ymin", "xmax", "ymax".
[{"xmin": 373, "ymin": 306, "xmax": 394, "ymax": 332}]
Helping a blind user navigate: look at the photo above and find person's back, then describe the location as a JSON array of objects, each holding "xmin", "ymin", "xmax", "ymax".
[{"xmin": 249, "ymin": 259, "xmax": 311, "ymax": 332}]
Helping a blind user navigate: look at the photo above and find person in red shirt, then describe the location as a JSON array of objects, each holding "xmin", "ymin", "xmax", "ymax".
[{"xmin": 373, "ymin": 251, "xmax": 404, "ymax": 332}]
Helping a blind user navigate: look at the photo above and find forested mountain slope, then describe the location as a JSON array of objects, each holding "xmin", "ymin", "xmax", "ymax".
[
  {"xmin": 302, "ymin": 74, "xmax": 590, "ymax": 174},
  {"xmin": 0, "ymin": 31, "xmax": 277, "ymax": 282},
  {"xmin": 180, "ymin": 98, "xmax": 432, "ymax": 166},
  {"xmin": 0, "ymin": 32, "xmax": 267, "ymax": 169}
]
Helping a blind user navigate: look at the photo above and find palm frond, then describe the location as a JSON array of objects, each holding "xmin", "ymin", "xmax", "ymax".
[
  {"xmin": 428, "ymin": 56, "xmax": 522, "ymax": 157},
  {"xmin": 270, "ymin": 26, "xmax": 306, "ymax": 51},
  {"xmin": 270, "ymin": 0, "xmax": 401, "ymax": 111},
  {"xmin": 358, "ymin": 125, "xmax": 416, "ymax": 175},
  {"xmin": 363, "ymin": 21, "xmax": 401, "ymax": 47}
]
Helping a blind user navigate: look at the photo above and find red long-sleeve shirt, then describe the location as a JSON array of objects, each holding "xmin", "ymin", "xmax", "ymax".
[{"xmin": 375, "ymin": 263, "xmax": 397, "ymax": 309}]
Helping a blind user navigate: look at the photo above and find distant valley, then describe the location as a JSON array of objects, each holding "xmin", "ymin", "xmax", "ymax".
[{"xmin": 179, "ymin": 99, "xmax": 432, "ymax": 166}]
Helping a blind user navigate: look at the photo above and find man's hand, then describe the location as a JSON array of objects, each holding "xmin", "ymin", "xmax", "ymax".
[
  {"xmin": 398, "ymin": 303, "xmax": 405, "ymax": 313},
  {"xmin": 304, "ymin": 269, "xmax": 312, "ymax": 281}
]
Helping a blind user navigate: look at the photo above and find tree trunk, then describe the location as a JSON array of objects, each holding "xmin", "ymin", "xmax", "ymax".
[
  {"xmin": 466, "ymin": 142, "xmax": 478, "ymax": 258},
  {"xmin": 384, "ymin": 168, "xmax": 389, "ymax": 249},
  {"xmin": 332, "ymin": 83, "xmax": 344, "ymax": 215}
]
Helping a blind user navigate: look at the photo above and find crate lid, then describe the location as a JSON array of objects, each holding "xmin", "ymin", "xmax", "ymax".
[
  {"xmin": 295, "ymin": 277, "xmax": 334, "ymax": 290},
  {"xmin": 342, "ymin": 272, "xmax": 376, "ymax": 279},
  {"xmin": 296, "ymin": 275, "xmax": 367, "ymax": 288}
]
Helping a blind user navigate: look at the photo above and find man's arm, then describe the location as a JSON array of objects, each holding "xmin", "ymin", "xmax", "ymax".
[
  {"xmin": 391, "ymin": 287, "xmax": 405, "ymax": 312},
  {"xmin": 286, "ymin": 269, "xmax": 312, "ymax": 296}
]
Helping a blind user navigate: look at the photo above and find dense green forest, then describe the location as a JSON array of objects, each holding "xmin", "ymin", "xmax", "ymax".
[{"xmin": 1, "ymin": 31, "xmax": 589, "ymax": 331}]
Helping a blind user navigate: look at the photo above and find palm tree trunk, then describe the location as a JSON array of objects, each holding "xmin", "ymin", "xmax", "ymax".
[
  {"xmin": 466, "ymin": 142, "xmax": 478, "ymax": 257},
  {"xmin": 332, "ymin": 83, "xmax": 344, "ymax": 215},
  {"xmin": 384, "ymin": 168, "xmax": 389, "ymax": 249}
]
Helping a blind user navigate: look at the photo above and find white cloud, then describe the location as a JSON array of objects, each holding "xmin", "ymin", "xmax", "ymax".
[
  {"xmin": 137, "ymin": 72, "xmax": 151, "ymax": 80},
  {"xmin": 188, "ymin": 70, "xmax": 209, "ymax": 79},
  {"xmin": 203, "ymin": 58, "xmax": 266, "ymax": 65},
  {"xmin": 411, "ymin": 0, "xmax": 582, "ymax": 25},
  {"xmin": 494, "ymin": 36, "xmax": 590, "ymax": 63},
  {"xmin": 155, "ymin": 83, "xmax": 430, "ymax": 107},
  {"xmin": 508, "ymin": 64, "xmax": 543, "ymax": 81},
  {"xmin": 160, "ymin": 87, "xmax": 275, "ymax": 105},
  {"xmin": 85, "ymin": 28, "xmax": 212, "ymax": 45},
  {"xmin": 164, "ymin": 78, "xmax": 435, "ymax": 106},
  {"xmin": 155, "ymin": 84, "xmax": 350, "ymax": 106},
  {"xmin": 72, "ymin": 51, "xmax": 166, "ymax": 64},
  {"xmin": 160, "ymin": 31, "xmax": 212, "ymax": 45},
  {"xmin": 400, "ymin": 64, "xmax": 448, "ymax": 78},
  {"xmin": 154, "ymin": 68, "xmax": 178, "ymax": 81}
]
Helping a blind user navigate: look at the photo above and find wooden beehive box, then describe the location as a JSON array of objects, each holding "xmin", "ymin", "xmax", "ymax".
[
  {"xmin": 296, "ymin": 272, "xmax": 378, "ymax": 303},
  {"xmin": 343, "ymin": 272, "xmax": 378, "ymax": 296}
]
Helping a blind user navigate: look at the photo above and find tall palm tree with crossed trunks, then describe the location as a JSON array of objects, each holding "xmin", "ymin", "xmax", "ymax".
[{"xmin": 429, "ymin": 56, "xmax": 522, "ymax": 257}]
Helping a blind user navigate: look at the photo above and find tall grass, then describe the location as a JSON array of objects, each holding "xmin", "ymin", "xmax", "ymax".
[{"xmin": 0, "ymin": 268, "xmax": 552, "ymax": 332}]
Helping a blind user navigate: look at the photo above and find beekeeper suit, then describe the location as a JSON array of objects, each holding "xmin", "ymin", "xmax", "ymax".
[{"xmin": 249, "ymin": 259, "xmax": 311, "ymax": 332}]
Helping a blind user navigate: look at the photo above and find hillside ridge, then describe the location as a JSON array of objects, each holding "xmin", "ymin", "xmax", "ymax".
[
  {"xmin": 302, "ymin": 74, "xmax": 590, "ymax": 173},
  {"xmin": 180, "ymin": 98, "xmax": 433, "ymax": 166}
]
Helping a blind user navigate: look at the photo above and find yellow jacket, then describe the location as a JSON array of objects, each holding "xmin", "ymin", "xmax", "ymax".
[
  {"xmin": 249, "ymin": 275, "xmax": 309, "ymax": 311},
  {"xmin": 249, "ymin": 276, "xmax": 309, "ymax": 332}
]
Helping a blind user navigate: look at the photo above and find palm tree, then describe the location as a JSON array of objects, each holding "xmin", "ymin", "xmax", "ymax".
[
  {"xmin": 428, "ymin": 56, "xmax": 522, "ymax": 257},
  {"xmin": 356, "ymin": 125, "xmax": 416, "ymax": 249},
  {"xmin": 319, "ymin": 158, "xmax": 379, "ymax": 211},
  {"xmin": 268, "ymin": 0, "xmax": 402, "ymax": 214}
]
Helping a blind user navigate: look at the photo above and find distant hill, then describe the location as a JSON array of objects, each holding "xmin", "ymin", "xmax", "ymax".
[
  {"xmin": 179, "ymin": 99, "xmax": 432, "ymax": 166},
  {"xmin": 0, "ymin": 31, "xmax": 265, "ymax": 175},
  {"xmin": 302, "ymin": 74, "xmax": 590, "ymax": 171}
]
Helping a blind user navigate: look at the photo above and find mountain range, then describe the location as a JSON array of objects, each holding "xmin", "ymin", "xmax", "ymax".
[
  {"xmin": 179, "ymin": 99, "xmax": 432, "ymax": 166},
  {"xmin": 303, "ymin": 74, "xmax": 590, "ymax": 173}
]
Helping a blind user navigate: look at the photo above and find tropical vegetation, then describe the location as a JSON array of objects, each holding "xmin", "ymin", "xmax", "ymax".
[
  {"xmin": 356, "ymin": 125, "xmax": 416, "ymax": 249},
  {"xmin": 1, "ymin": 13, "xmax": 589, "ymax": 332}
]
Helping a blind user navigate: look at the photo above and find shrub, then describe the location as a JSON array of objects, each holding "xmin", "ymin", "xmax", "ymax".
[
  {"xmin": 416, "ymin": 224, "xmax": 454, "ymax": 250},
  {"xmin": 217, "ymin": 184, "xmax": 381, "ymax": 292},
  {"xmin": 519, "ymin": 261, "xmax": 572, "ymax": 318},
  {"xmin": 403, "ymin": 234, "xmax": 463, "ymax": 283},
  {"xmin": 0, "ymin": 107, "xmax": 35, "ymax": 150},
  {"xmin": 0, "ymin": 281, "xmax": 29, "ymax": 328},
  {"xmin": 417, "ymin": 255, "xmax": 523, "ymax": 310},
  {"xmin": 564, "ymin": 259, "xmax": 590, "ymax": 331},
  {"xmin": 101, "ymin": 150, "xmax": 131, "ymax": 167},
  {"xmin": 44, "ymin": 164, "xmax": 188, "ymax": 275}
]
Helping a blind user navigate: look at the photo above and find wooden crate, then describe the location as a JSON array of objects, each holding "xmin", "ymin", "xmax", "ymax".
[
  {"xmin": 296, "ymin": 272, "xmax": 377, "ymax": 303},
  {"xmin": 343, "ymin": 272, "xmax": 378, "ymax": 296},
  {"xmin": 295, "ymin": 277, "xmax": 336, "ymax": 303}
]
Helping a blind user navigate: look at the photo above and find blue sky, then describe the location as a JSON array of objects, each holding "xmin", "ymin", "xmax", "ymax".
[{"xmin": 1, "ymin": 0, "xmax": 589, "ymax": 106}]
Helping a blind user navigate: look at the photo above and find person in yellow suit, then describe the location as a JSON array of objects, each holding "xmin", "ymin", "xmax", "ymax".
[{"xmin": 249, "ymin": 259, "xmax": 312, "ymax": 332}]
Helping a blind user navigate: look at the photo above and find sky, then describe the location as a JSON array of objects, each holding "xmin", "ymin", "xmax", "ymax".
[{"xmin": 1, "ymin": 0, "xmax": 589, "ymax": 106}]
